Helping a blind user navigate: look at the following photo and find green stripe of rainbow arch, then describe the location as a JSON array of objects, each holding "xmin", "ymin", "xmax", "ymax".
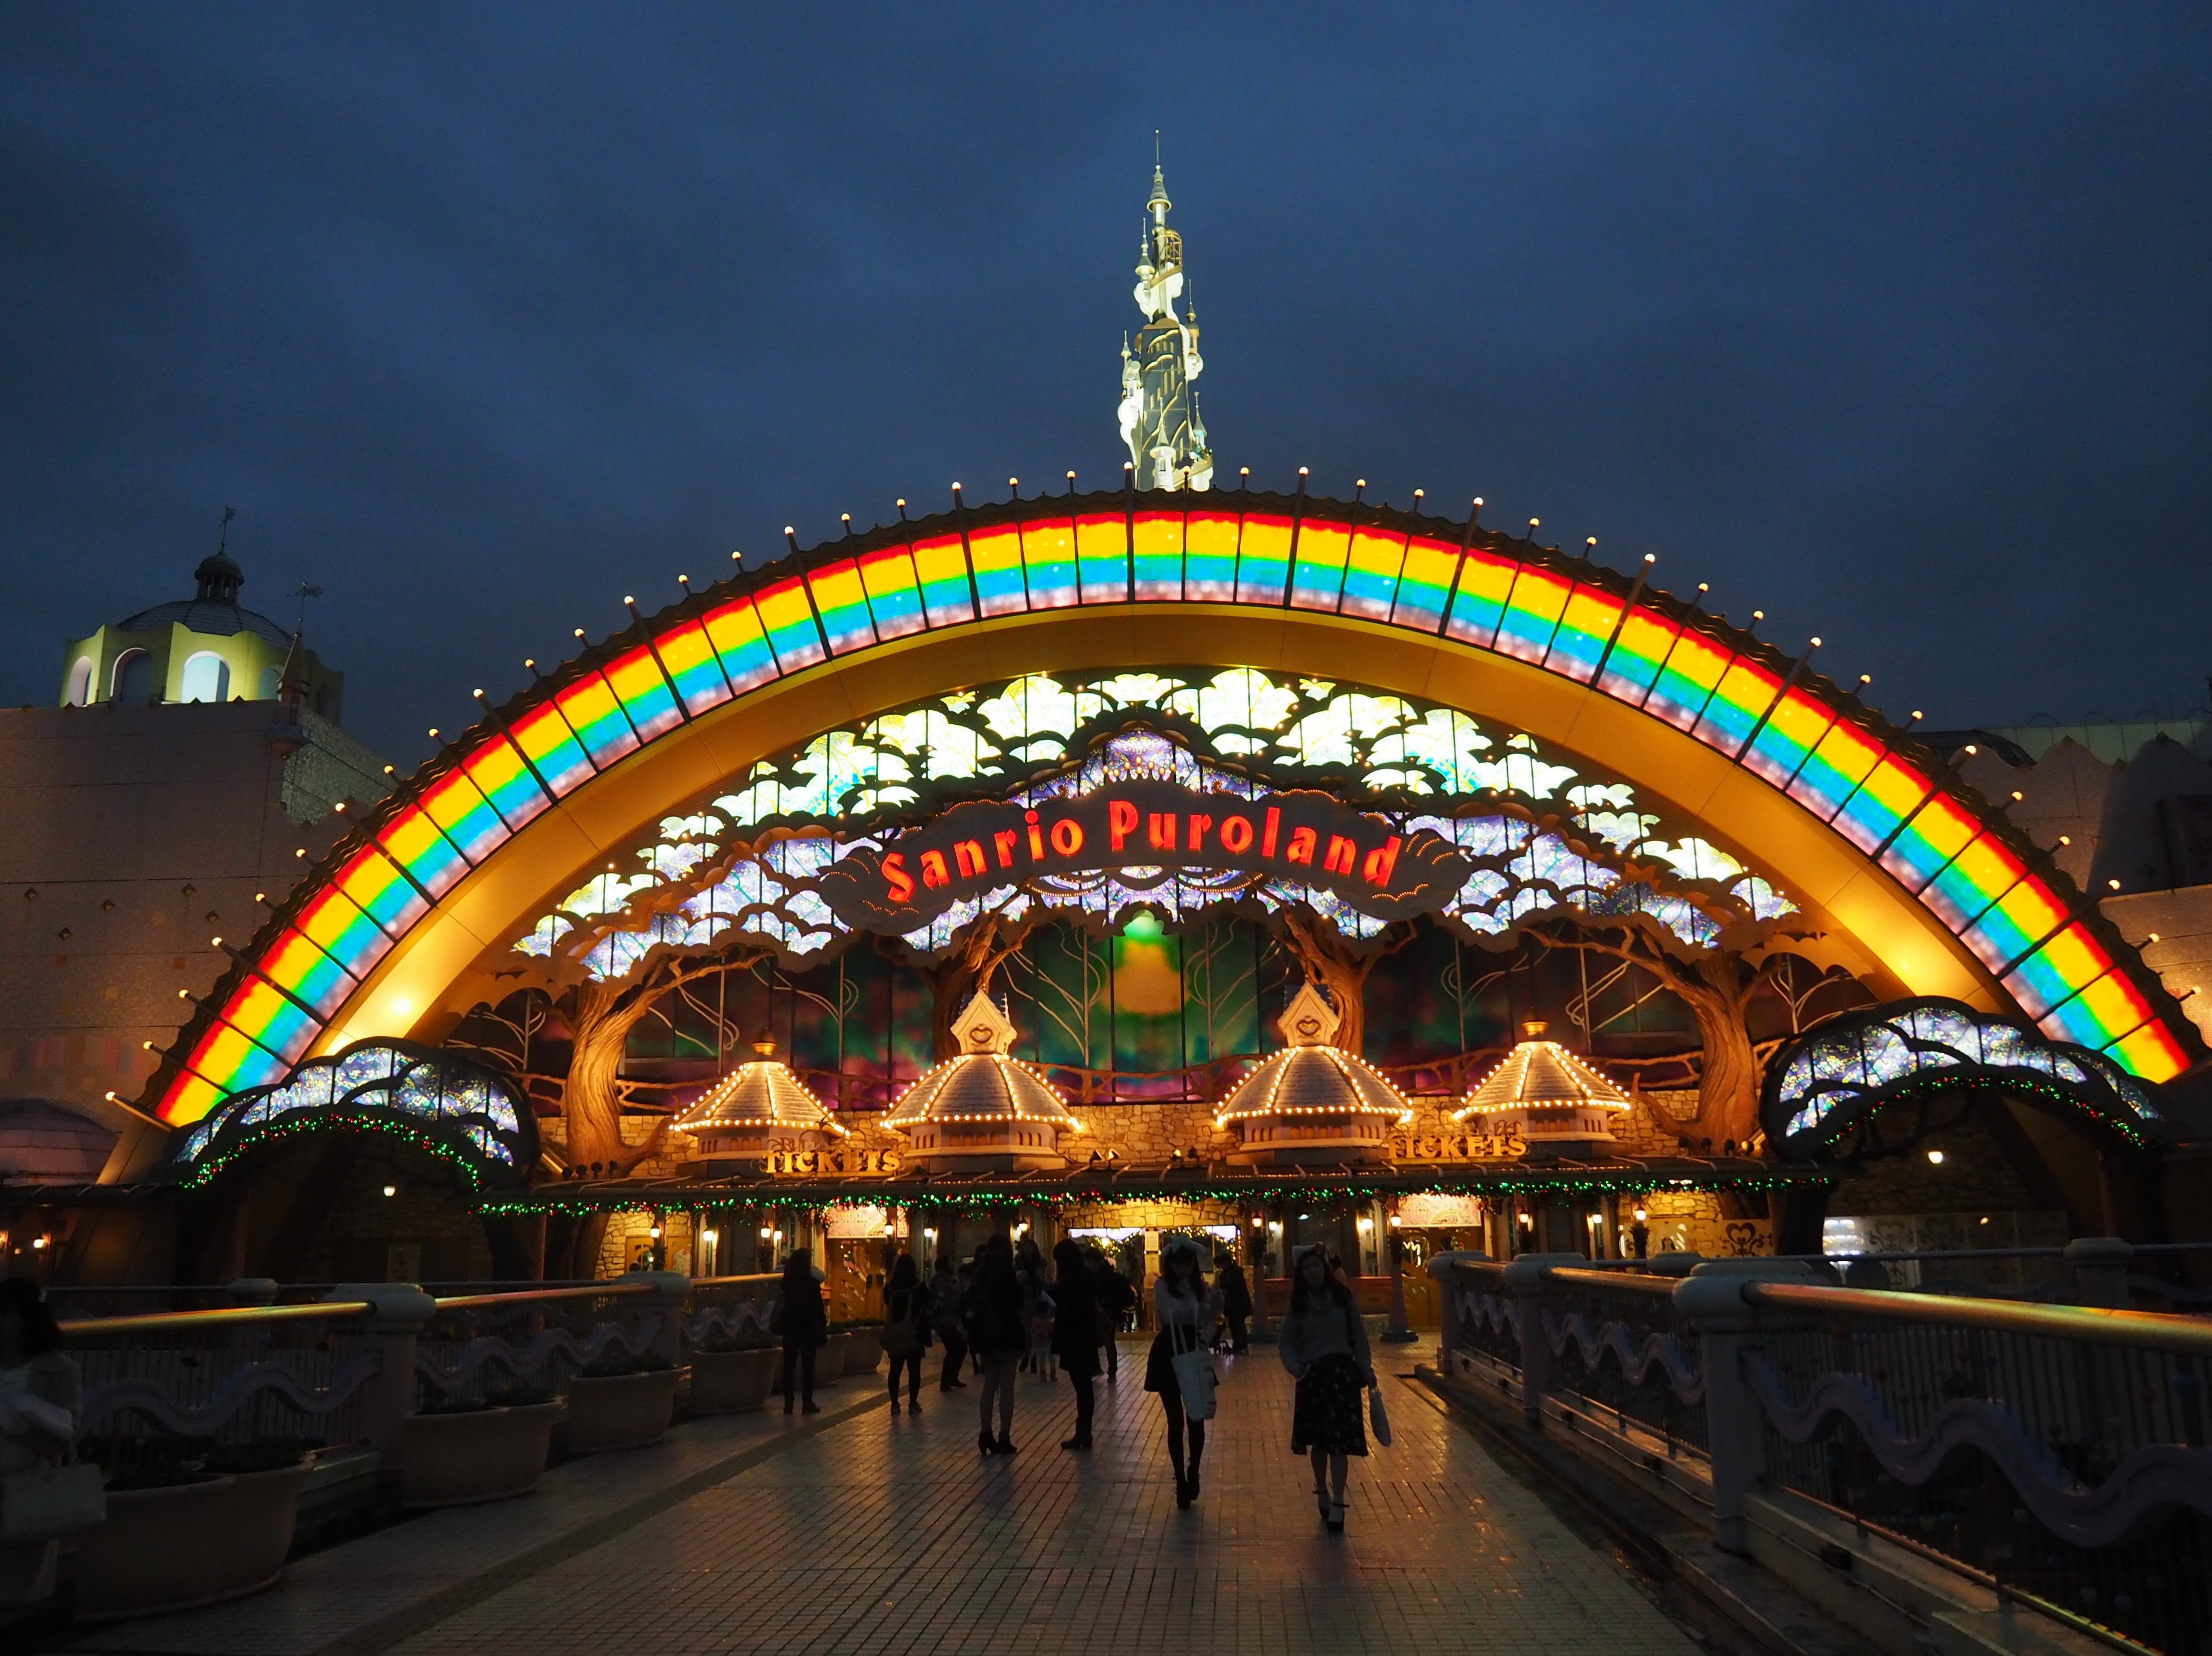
[{"xmin": 152, "ymin": 492, "xmax": 2195, "ymax": 1126}]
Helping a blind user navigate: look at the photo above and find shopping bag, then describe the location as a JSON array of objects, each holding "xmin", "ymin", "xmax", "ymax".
[
  {"xmin": 1, "ymin": 1462, "xmax": 107, "ymax": 1542},
  {"xmin": 1368, "ymin": 1383, "xmax": 1393, "ymax": 1448},
  {"xmin": 1170, "ymin": 1322, "xmax": 1218, "ymax": 1421}
]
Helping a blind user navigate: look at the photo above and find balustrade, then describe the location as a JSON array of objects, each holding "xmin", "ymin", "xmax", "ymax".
[{"xmin": 1431, "ymin": 1244, "xmax": 2212, "ymax": 1656}]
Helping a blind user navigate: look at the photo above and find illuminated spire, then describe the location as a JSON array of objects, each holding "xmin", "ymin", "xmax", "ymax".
[{"xmin": 1120, "ymin": 148, "xmax": 1214, "ymax": 492}]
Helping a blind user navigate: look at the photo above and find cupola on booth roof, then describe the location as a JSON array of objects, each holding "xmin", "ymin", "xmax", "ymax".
[
  {"xmin": 885, "ymin": 991, "xmax": 1081, "ymax": 1173},
  {"xmin": 1455, "ymin": 1021, "xmax": 1635, "ymax": 1151},
  {"xmin": 1215, "ymin": 984, "xmax": 1411, "ymax": 1168}
]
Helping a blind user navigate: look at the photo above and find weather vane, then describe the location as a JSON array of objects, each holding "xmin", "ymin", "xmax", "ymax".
[{"xmin": 289, "ymin": 581, "xmax": 325, "ymax": 634}]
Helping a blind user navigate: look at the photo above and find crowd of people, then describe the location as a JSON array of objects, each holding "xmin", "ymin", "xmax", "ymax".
[{"xmin": 774, "ymin": 1233, "xmax": 1379, "ymax": 1531}]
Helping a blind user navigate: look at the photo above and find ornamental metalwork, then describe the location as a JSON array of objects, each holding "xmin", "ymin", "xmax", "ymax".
[{"xmin": 1762, "ymin": 997, "xmax": 2159, "ymax": 1158}]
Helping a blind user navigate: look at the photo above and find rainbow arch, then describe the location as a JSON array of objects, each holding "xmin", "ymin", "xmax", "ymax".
[{"xmin": 148, "ymin": 488, "xmax": 2199, "ymax": 1128}]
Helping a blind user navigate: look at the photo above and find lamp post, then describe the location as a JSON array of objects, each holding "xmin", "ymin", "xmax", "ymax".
[{"xmin": 1382, "ymin": 1203, "xmax": 1417, "ymax": 1343}]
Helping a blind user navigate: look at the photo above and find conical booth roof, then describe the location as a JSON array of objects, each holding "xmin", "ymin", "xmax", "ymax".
[
  {"xmin": 1217, "ymin": 985, "xmax": 1409, "ymax": 1167},
  {"xmin": 886, "ymin": 992, "xmax": 1077, "ymax": 1171},
  {"xmin": 672, "ymin": 1034, "xmax": 845, "ymax": 1142},
  {"xmin": 1454, "ymin": 1021, "xmax": 1632, "ymax": 1146}
]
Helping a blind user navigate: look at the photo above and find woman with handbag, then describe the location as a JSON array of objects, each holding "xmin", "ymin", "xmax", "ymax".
[
  {"xmin": 1279, "ymin": 1245, "xmax": 1374, "ymax": 1534},
  {"xmin": 776, "ymin": 1248, "xmax": 828, "ymax": 1416},
  {"xmin": 0, "ymin": 1278, "xmax": 88, "ymax": 1606},
  {"xmin": 1049, "ymin": 1238, "xmax": 1100, "ymax": 1450},
  {"xmin": 882, "ymin": 1252, "xmax": 929, "ymax": 1414},
  {"xmin": 1143, "ymin": 1240, "xmax": 1221, "ymax": 1510}
]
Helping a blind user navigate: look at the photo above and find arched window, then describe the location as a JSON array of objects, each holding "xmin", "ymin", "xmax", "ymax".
[
  {"xmin": 258, "ymin": 665, "xmax": 282, "ymax": 700},
  {"xmin": 113, "ymin": 650, "xmax": 155, "ymax": 704},
  {"xmin": 179, "ymin": 652, "xmax": 231, "ymax": 703},
  {"xmin": 64, "ymin": 656, "xmax": 93, "ymax": 707}
]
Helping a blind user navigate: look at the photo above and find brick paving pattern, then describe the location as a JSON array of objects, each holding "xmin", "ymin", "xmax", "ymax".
[{"xmin": 373, "ymin": 1348, "xmax": 1701, "ymax": 1656}]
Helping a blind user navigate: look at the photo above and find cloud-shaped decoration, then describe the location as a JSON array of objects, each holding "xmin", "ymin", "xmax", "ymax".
[
  {"xmin": 170, "ymin": 1039, "xmax": 535, "ymax": 1189},
  {"xmin": 1763, "ymin": 998, "xmax": 2160, "ymax": 1160}
]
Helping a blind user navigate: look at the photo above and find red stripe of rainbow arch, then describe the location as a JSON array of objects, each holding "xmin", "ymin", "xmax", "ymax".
[{"xmin": 149, "ymin": 490, "xmax": 2198, "ymax": 1127}]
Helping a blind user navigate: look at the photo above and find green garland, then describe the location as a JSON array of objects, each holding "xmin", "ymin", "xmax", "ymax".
[
  {"xmin": 1792, "ymin": 1071, "xmax": 2151, "ymax": 1159},
  {"xmin": 178, "ymin": 1110, "xmax": 494, "ymax": 1193},
  {"xmin": 475, "ymin": 1166, "xmax": 1826, "ymax": 1217}
]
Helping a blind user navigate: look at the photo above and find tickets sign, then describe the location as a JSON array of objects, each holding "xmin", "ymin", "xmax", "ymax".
[{"xmin": 818, "ymin": 778, "xmax": 1470, "ymax": 932}]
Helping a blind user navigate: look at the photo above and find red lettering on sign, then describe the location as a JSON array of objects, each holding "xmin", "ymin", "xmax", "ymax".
[
  {"xmin": 1148, "ymin": 812, "xmax": 1178, "ymax": 851},
  {"xmin": 1109, "ymin": 798, "xmax": 1139, "ymax": 851},
  {"xmin": 884, "ymin": 852, "xmax": 915, "ymax": 903},
  {"xmin": 1218, "ymin": 814, "xmax": 1253, "ymax": 854},
  {"xmin": 955, "ymin": 840, "xmax": 988, "ymax": 879},
  {"xmin": 993, "ymin": 829, "xmax": 1019, "ymax": 868},
  {"xmin": 1187, "ymin": 813, "xmax": 1213, "ymax": 851},
  {"xmin": 1024, "ymin": 809, "xmax": 1045, "ymax": 861},
  {"xmin": 1363, "ymin": 835, "xmax": 1402, "ymax": 885},
  {"xmin": 1050, "ymin": 818, "xmax": 1084, "ymax": 856},
  {"xmin": 921, "ymin": 849, "xmax": 951, "ymax": 888},
  {"xmin": 1324, "ymin": 835, "xmax": 1358, "ymax": 876},
  {"xmin": 1286, "ymin": 827, "xmax": 1316, "ymax": 865},
  {"xmin": 1263, "ymin": 806, "xmax": 1280, "ymax": 858}
]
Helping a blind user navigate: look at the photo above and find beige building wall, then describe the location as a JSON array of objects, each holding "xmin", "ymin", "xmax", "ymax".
[{"xmin": 0, "ymin": 701, "xmax": 389, "ymax": 1172}]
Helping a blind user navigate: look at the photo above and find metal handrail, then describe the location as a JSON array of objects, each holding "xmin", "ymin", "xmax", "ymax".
[
  {"xmin": 1746, "ymin": 1280, "xmax": 2212, "ymax": 1356},
  {"xmin": 58, "ymin": 1300, "xmax": 376, "ymax": 1337},
  {"xmin": 427, "ymin": 1283, "xmax": 654, "ymax": 1313},
  {"xmin": 1544, "ymin": 1266, "xmax": 1678, "ymax": 1297}
]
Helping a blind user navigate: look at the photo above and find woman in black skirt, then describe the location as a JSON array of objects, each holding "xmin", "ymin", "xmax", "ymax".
[
  {"xmin": 1143, "ymin": 1240, "xmax": 1222, "ymax": 1509},
  {"xmin": 1278, "ymin": 1245, "xmax": 1373, "ymax": 1533}
]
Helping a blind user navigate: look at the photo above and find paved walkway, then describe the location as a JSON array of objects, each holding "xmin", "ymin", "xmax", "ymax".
[{"xmin": 74, "ymin": 1344, "xmax": 1705, "ymax": 1656}]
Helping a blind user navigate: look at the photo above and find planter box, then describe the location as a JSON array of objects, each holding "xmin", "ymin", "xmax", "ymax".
[
  {"xmin": 565, "ymin": 1369, "xmax": 678, "ymax": 1452},
  {"xmin": 811, "ymin": 1331, "xmax": 850, "ymax": 1388},
  {"xmin": 690, "ymin": 1347, "xmax": 779, "ymax": 1414},
  {"xmin": 400, "ymin": 1402, "xmax": 560, "ymax": 1507},
  {"xmin": 74, "ymin": 1463, "xmax": 310, "ymax": 1621},
  {"xmin": 840, "ymin": 1327, "xmax": 883, "ymax": 1375}
]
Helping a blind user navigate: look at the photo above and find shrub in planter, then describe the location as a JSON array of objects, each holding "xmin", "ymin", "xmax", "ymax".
[
  {"xmin": 401, "ymin": 1387, "xmax": 561, "ymax": 1507},
  {"xmin": 74, "ymin": 1438, "xmax": 311, "ymax": 1621},
  {"xmin": 565, "ymin": 1351, "xmax": 679, "ymax": 1452},
  {"xmin": 689, "ymin": 1331, "xmax": 780, "ymax": 1414}
]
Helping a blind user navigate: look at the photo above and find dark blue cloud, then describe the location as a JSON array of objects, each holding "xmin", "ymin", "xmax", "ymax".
[{"xmin": 3, "ymin": 2, "xmax": 2207, "ymax": 761}]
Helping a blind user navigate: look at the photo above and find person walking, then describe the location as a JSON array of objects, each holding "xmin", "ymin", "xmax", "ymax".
[
  {"xmin": 1050, "ymin": 1238, "xmax": 1100, "ymax": 1450},
  {"xmin": 930, "ymin": 1254, "xmax": 968, "ymax": 1391},
  {"xmin": 1280, "ymin": 1245, "xmax": 1374, "ymax": 1534},
  {"xmin": 1216, "ymin": 1252, "xmax": 1253, "ymax": 1353},
  {"xmin": 1144, "ymin": 1240, "xmax": 1222, "ymax": 1509},
  {"xmin": 963, "ymin": 1233, "xmax": 1026, "ymax": 1454},
  {"xmin": 1089, "ymin": 1246, "xmax": 1134, "ymax": 1382},
  {"xmin": 776, "ymin": 1247, "xmax": 827, "ymax": 1415},
  {"xmin": 882, "ymin": 1252, "xmax": 930, "ymax": 1414},
  {"xmin": 0, "ymin": 1278, "xmax": 82, "ymax": 1606}
]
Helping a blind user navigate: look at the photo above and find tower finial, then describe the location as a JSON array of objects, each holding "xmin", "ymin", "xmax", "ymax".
[{"xmin": 1120, "ymin": 142, "xmax": 1212, "ymax": 496}]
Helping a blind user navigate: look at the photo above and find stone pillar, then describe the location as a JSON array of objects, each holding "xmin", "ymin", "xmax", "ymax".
[
  {"xmin": 1501, "ymin": 1252, "xmax": 1581, "ymax": 1428},
  {"xmin": 324, "ymin": 1283, "xmax": 434, "ymax": 1472},
  {"xmin": 2066, "ymin": 1236, "xmax": 2135, "ymax": 1309},
  {"xmin": 1673, "ymin": 1259, "xmax": 1821, "ymax": 1555}
]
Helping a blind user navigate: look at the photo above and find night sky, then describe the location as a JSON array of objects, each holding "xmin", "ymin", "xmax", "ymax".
[{"xmin": 5, "ymin": 5, "xmax": 2208, "ymax": 766}]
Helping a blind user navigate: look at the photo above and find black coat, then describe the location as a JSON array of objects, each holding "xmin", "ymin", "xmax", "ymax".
[
  {"xmin": 1217, "ymin": 1261, "xmax": 1254, "ymax": 1319},
  {"xmin": 962, "ymin": 1258, "xmax": 1026, "ymax": 1355},
  {"xmin": 1049, "ymin": 1262, "xmax": 1099, "ymax": 1360},
  {"xmin": 777, "ymin": 1269, "xmax": 827, "ymax": 1348}
]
